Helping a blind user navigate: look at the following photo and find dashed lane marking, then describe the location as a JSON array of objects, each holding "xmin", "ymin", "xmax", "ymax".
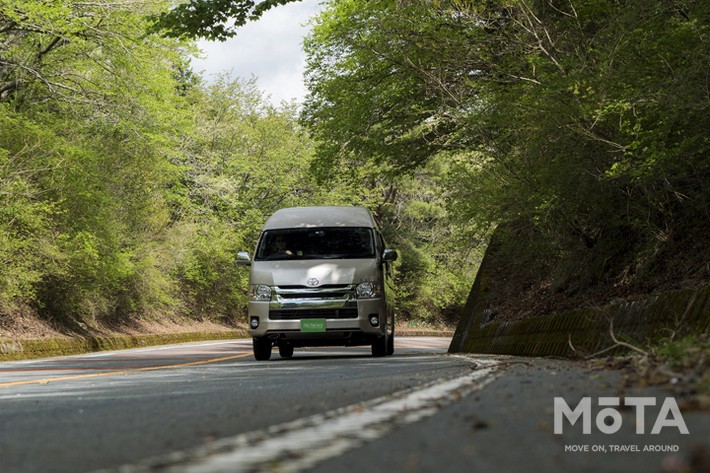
[{"xmin": 100, "ymin": 358, "xmax": 501, "ymax": 473}]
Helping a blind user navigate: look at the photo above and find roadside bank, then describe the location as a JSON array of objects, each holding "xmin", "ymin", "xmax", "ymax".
[
  {"xmin": 0, "ymin": 322, "xmax": 452, "ymax": 361},
  {"xmin": 0, "ymin": 329, "xmax": 248, "ymax": 361},
  {"xmin": 449, "ymin": 284, "xmax": 709, "ymax": 358}
]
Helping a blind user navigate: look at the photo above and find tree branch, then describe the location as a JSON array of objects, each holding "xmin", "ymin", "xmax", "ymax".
[{"xmin": 37, "ymin": 36, "xmax": 66, "ymax": 61}]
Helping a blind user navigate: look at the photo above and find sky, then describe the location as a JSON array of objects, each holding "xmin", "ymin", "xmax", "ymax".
[{"xmin": 189, "ymin": 0, "xmax": 325, "ymax": 106}]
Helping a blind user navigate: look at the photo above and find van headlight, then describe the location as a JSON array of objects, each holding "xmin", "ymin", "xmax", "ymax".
[
  {"xmin": 249, "ymin": 285, "xmax": 272, "ymax": 301},
  {"xmin": 356, "ymin": 282, "xmax": 381, "ymax": 299}
]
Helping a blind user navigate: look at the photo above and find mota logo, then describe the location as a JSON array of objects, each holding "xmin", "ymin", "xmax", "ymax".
[{"xmin": 554, "ymin": 397, "xmax": 689, "ymax": 435}]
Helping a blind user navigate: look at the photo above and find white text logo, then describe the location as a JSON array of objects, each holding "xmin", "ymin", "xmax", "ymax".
[{"xmin": 554, "ymin": 397, "xmax": 689, "ymax": 435}]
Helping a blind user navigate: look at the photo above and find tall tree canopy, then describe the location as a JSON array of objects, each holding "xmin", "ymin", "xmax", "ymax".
[
  {"xmin": 0, "ymin": 1, "xmax": 319, "ymax": 327},
  {"xmin": 149, "ymin": 0, "xmax": 303, "ymax": 40},
  {"xmin": 3, "ymin": 0, "xmax": 709, "ymax": 332},
  {"xmin": 303, "ymin": 0, "xmax": 710, "ymax": 294}
]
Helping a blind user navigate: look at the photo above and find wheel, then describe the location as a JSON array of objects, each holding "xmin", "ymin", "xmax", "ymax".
[
  {"xmin": 278, "ymin": 343, "xmax": 294, "ymax": 359},
  {"xmin": 386, "ymin": 329, "xmax": 394, "ymax": 356},
  {"xmin": 253, "ymin": 337, "xmax": 272, "ymax": 361},
  {"xmin": 371, "ymin": 333, "xmax": 388, "ymax": 357}
]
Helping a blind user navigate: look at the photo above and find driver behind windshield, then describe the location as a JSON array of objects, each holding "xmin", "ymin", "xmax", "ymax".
[{"xmin": 270, "ymin": 235, "xmax": 294, "ymax": 257}]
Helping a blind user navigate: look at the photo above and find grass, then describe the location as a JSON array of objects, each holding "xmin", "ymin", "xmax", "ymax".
[{"xmin": 598, "ymin": 332, "xmax": 710, "ymax": 410}]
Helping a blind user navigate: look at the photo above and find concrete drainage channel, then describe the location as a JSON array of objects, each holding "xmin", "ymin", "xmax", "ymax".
[{"xmin": 0, "ymin": 331, "xmax": 249, "ymax": 362}]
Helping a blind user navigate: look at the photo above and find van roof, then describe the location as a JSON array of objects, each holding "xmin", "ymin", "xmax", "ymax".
[{"xmin": 262, "ymin": 206, "xmax": 377, "ymax": 230}]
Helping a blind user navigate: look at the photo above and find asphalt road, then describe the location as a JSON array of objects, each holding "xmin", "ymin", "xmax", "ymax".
[{"xmin": 0, "ymin": 338, "xmax": 707, "ymax": 473}]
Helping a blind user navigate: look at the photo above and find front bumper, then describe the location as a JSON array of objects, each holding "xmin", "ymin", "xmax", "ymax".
[{"xmin": 248, "ymin": 285, "xmax": 387, "ymax": 345}]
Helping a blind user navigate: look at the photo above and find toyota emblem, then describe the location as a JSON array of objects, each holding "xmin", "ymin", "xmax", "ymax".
[{"xmin": 307, "ymin": 278, "xmax": 319, "ymax": 287}]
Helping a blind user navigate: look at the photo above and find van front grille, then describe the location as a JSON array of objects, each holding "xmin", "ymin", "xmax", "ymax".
[
  {"xmin": 278, "ymin": 291, "xmax": 348, "ymax": 299},
  {"xmin": 276, "ymin": 285, "xmax": 351, "ymax": 290},
  {"xmin": 269, "ymin": 309, "xmax": 359, "ymax": 320}
]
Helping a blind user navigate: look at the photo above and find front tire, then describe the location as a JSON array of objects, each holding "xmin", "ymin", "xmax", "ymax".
[
  {"xmin": 387, "ymin": 329, "xmax": 394, "ymax": 356},
  {"xmin": 278, "ymin": 343, "xmax": 294, "ymax": 359},
  {"xmin": 371, "ymin": 332, "xmax": 388, "ymax": 357},
  {"xmin": 253, "ymin": 337, "xmax": 272, "ymax": 361}
]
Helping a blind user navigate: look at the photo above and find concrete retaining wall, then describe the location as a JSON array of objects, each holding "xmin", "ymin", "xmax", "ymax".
[
  {"xmin": 449, "ymin": 285, "xmax": 710, "ymax": 357},
  {"xmin": 449, "ymin": 231, "xmax": 710, "ymax": 357}
]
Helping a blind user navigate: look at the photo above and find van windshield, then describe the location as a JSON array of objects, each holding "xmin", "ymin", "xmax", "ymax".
[{"xmin": 255, "ymin": 227, "xmax": 375, "ymax": 261}]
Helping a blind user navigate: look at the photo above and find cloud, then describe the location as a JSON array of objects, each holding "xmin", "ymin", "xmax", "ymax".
[{"xmin": 190, "ymin": 0, "xmax": 323, "ymax": 106}]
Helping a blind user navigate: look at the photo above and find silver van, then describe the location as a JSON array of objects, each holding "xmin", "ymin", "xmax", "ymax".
[{"xmin": 237, "ymin": 206, "xmax": 397, "ymax": 360}]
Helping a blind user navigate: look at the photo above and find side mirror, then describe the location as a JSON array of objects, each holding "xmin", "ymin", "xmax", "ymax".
[
  {"xmin": 382, "ymin": 249, "xmax": 398, "ymax": 263},
  {"xmin": 236, "ymin": 251, "xmax": 251, "ymax": 266}
]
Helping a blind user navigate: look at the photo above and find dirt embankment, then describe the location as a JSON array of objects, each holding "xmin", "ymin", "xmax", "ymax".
[
  {"xmin": 469, "ymin": 221, "xmax": 710, "ymax": 325},
  {"xmin": 0, "ymin": 303, "xmax": 249, "ymax": 360}
]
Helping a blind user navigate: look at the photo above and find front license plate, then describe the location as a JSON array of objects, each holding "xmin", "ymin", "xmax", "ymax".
[{"xmin": 301, "ymin": 319, "xmax": 326, "ymax": 333}]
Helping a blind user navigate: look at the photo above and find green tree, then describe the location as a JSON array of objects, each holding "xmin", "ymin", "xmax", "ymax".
[
  {"xmin": 1, "ymin": 1, "xmax": 323, "ymax": 329},
  {"xmin": 0, "ymin": 111, "xmax": 58, "ymax": 304},
  {"xmin": 0, "ymin": 0, "xmax": 194, "ymax": 324},
  {"xmin": 381, "ymin": 162, "xmax": 484, "ymax": 324},
  {"xmin": 303, "ymin": 0, "xmax": 710, "ymax": 306},
  {"xmin": 170, "ymin": 75, "xmax": 318, "ymax": 318},
  {"xmin": 149, "ymin": 0, "xmax": 302, "ymax": 40}
]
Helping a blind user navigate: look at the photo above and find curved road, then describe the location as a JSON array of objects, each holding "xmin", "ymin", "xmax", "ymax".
[{"xmin": 0, "ymin": 338, "xmax": 707, "ymax": 473}]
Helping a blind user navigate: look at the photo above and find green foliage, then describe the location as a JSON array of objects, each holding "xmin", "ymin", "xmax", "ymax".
[
  {"xmin": 382, "ymin": 165, "xmax": 484, "ymax": 323},
  {"xmin": 149, "ymin": 0, "xmax": 302, "ymax": 40},
  {"xmin": 177, "ymin": 222, "xmax": 247, "ymax": 319},
  {"xmin": 0, "ymin": 1, "xmax": 317, "ymax": 328},
  {"xmin": 303, "ymin": 0, "xmax": 451, "ymax": 178},
  {"xmin": 169, "ymin": 75, "xmax": 317, "ymax": 319},
  {"xmin": 303, "ymin": 0, "xmax": 710, "ymax": 306},
  {"xmin": 653, "ymin": 334, "xmax": 710, "ymax": 395},
  {"xmin": 301, "ymin": 1, "xmax": 494, "ymax": 322},
  {"xmin": 308, "ymin": 154, "xmax": 484, "ymax": 324},
  {"xmin": 5, "ymin": 0, "xmax": 707, "ymax": 334},
  {"xmin": 0, "ymin": 0, "xmax": 194, "ymax": 324},
  {"xmin": 655, "ymin": 335, "xmax": 710, "ymax": 368}
]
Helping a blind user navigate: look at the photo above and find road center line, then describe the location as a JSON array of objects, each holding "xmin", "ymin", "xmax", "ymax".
[
  {"xmin": 0, "ymin": 353, "xmax": 252, "ymax": 388},
  {"xmin": 103, "ymin": 359, "xmax": 501, "ymax": 473}
]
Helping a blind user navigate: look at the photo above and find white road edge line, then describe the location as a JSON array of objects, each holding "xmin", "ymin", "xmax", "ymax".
[
  {"xmin": 105, "ymin": 359, "xmax": 501, "ymax": 473},
  {"xmin": 81, "ymin": 340, "xmax": 247, "ymax": 358}
]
